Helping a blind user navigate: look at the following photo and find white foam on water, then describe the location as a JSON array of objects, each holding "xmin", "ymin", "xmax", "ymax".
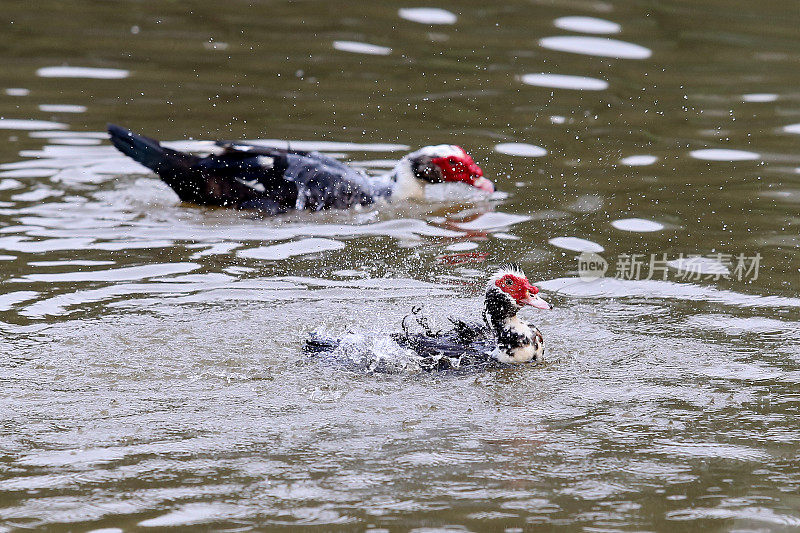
[
  {"xmin": 548, "ymin": 236, "xmax": 604, "ymax": 253},
  {"xmin": 493, "ymin": 232, "xmax": 520, "ymax": 240},
  {"xmin": 520, "ymin": 73, "xmax": 608, "ymax": 91},
  {"xmin": 11, "ymin": 188, "xmax": 64, "ymax": 202},
  {"xmin": 138, "ymin": 504, "xmax": 240, "ymax": 527},
  {"xmin": 683, "ymin": 315, "xmax": 799, "ymax": 337},
  {"xmin": 689, "ymin": 149, "xmax": 760, "ymax": 161},
  {"xmin": 494, "ymin": 142, "xmax": 548, "ymax": 157},
  {"xmin": 157, "ymin": 273, "xmax": 234, "ymax": 283},
  {"xmin": 446, "ymin": 242, "xmax": 479, "ymax": 252},
  {"xmin": 0, "ymin": 168, "xmax": 59, "ymax": 178},
  {"xmin": 451, "ymin": 212, "xmax": 531, "ymax": 230},
  {"xmin": 38, "ymin": 104, "xmax": 87, "ymax": 113},
  {"xmin": 28, "ymin": 131, "xmax": 108, "ymax": 139},
  {"xmin": 0, "ymin": 118, "xmax": 68, "ymax": 130},
  {"xmin": 398, "ymin": 7, "xmax": 457, "ymax": 24},
  {"xmin": 554, "ymin": 16, "xmax": 621, "ymax": 34},
  {"xmin": 15, "ymin": 263, "xmax": 200, "ymax": 283},
  {"xmin": 237, "ymin": 238, "xmax": 345, "ymax": 260},
  {"xmin": 317, "ymin": 332, "xmax": 412, "ymax": 373},
  {"xmin": 0, "ymin": 291, "xmax": 38, "ymax": 311},
  {"xmin": 30, "ymin": 260, "xmax": 115, "ymax": 267},
  {"xmin": 189, "ymin": 243, "xmax": 241, "ymax": 259},
  {"xmin": 539, "ymin": 36, "xmax": 652, "ymax": 59},
  {"xmin": 742, "ymin": 93, "xmax": 778, "ymax": 103},
  {"xmin": 782, "ymin": 123, "xmax": 800, "ymax": 134},
  {"xmin": 611, "ymin": 218, "xmax": 664, "ymax": 232},
  {"xmin": 665, "ymin": 507, "xmax": 800, "ymax": 527},
  {"xmin": 333, "ymin": 40, "xmax": 392, "ymax": 55},
  {"xmin": 5, "ymin": 88, "xmax": 30, "ymax": 96},
  {"xmin": 0, "ymin": 179, "xmax": 24, "ymax": 190},
  {"xmin": 36, "ymin": 66, "xmax": 130, "ymax": 79},
  {"xmin": 49, "ymin": 138, "xmax": 102, "ymax": 146},
  {"xmin": 620, "ymin": 154, "xmax": 658, "ymax": 166},
  {"xmin": 50, "ymin": 167, "xmax": 107, "ymax": 184}
]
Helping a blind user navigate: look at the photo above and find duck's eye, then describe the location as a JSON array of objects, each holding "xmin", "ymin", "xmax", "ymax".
[{"xmin": 505, "ymin": 278, "xmax": 514, "ymax": 286}]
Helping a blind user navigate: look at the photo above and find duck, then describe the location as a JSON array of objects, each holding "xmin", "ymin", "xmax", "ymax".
[
  {"xmin": 305, "ymin": 267, "xmax": 552, "ymax": 372},
  {"xmin": 107, "ymin": 124, "xmax": 494, "ymax": 215}
]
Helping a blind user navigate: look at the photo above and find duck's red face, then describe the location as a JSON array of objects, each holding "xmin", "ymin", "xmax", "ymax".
[
  {"xmin": 495, "ymin": 273, "xmax": 552, "ymax": 310},
  {"xmin": 431, "ymin": 147, "xmax": 494, "ymax": 193}
]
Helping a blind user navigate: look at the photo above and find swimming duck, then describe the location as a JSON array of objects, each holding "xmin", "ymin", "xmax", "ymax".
[
  {"xmin": 107, "ymin": 124, "xmax": 493, "ymax": 215},
  {"xmin": 305, "ymin": 267, "xmax": 551, "ymax": 371}
]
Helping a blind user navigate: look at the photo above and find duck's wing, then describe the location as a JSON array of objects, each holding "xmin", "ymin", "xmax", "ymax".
[
  {"xmin": 108, "ymin": 124, "xmax": 295, "ymax": 212},
  {"xmin": 391, "ymin": 328, "xmax": 497, "ymax": 371},
  {"xmin": 447, "ymin": 318, "xmax": 491, "ymax": 344},
  {"xmin": 216, "ymin": 142, "xmax": 356, "ymax": 174},
  {"xmin": 108, "ymin": 125, "xmax": 379, "ymax": 213},
  {"xmin": 209, "ymin": 141, "xmax": 381, "ymax": 210}
]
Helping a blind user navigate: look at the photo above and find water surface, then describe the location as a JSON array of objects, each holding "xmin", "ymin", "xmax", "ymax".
[{"xmin": 1, "ymin": 0, "xmax": 800, "ymax": 530}]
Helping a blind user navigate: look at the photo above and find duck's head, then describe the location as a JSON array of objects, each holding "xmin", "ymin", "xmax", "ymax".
[
  {"xmin": 393, "ymin": 145, "xmax": 494, "ymax": 198},
  {"xmin": 485, "ymin": 267, "xmax": 552, "ymax": 322}
]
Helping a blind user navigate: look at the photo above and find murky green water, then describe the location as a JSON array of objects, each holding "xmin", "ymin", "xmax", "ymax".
[{"xmin": 2, "ymin": 0, "xmax": 800, "ymax": 530}]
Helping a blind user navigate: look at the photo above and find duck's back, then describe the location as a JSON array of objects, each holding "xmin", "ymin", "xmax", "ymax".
[
  {"xmin": 107, "ymin": 125, "xmax": 390, "ymax": 214},
  {"xmin": 173, "ymin": 143, "xmax": 385, "ymax": 212}
]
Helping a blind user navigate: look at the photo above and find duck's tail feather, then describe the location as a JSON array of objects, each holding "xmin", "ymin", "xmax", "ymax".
[
  {"xmin": 107, "ymin": 124, "xmax": 209, "ymax": 204},
  {"xmin": 107, "ymin": 123, "xmax": 174, "ymax": 172}
]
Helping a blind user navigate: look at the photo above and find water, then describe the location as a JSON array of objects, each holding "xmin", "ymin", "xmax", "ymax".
[{"xmin": 2, "ymin": 0, "xmax": 800, "ymax": 529}]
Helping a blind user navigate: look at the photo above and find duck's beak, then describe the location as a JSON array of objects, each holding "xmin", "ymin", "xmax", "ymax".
[
  {"xmin": 465, "ymin": 163, "xmax": 494, "ymax": 193},
  {"xmin": 452, "ymin": 163, "xmax": 494, "ymax": 192},
  {"xmin": 519, "ymin": 282, "xmax": 552, "ymax": 309},
  {"xmin": 471, "ymin": 176, "xmax": 495, "ymax": 193},
  {"xmin": 520, "ymin": 293, "xmax": 553, "ymax": 310}
]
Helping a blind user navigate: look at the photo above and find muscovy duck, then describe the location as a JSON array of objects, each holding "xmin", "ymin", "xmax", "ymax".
[
  {"xmin": 107, "ymin": 124, "xmax": 493, "ymax": 214},
  {"xmin": 305, "ymin": 268, "xmax": 552, "ymax": 372}
]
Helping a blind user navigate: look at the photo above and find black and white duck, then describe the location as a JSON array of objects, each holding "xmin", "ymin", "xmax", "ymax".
[
  {"xmin": 107, "ymin": 124, "xmax": 494, "ymax": 215},
  {"xmin": 305, "ymin": 267, "xmax": 551, "ymax": 372}
]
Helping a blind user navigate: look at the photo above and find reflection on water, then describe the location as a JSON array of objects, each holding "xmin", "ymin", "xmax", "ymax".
[
  {"xmin": 690, "ymin": 148, "xmax": 760, "ymax": 161},
  {"xmin": 620, "ymin": 154, "xmax": 658, "ymax": 166},
  {"xmin": 332, "ymin": 40, "xmax": 393, "ymax": 56},
  {"xmin": 538, "ymin": 36, "xmax": 652, "ymax": 59},
  {"xmin": 611, "ymin": 218, "xmax": 665, "ymax": 232},
  {"xmin": 1, "ymin": 0, "xmax": 800, "ymax": 529},
  {"xmin": 35, "ymin": 66, "xmax": 130, "ymax": 79},
  {"xmin": 520, "ymin": 72, "xmax": 609, "ymax": 91},
  {"xmin": 553, "ymin": 16, "xmax": 621, "ymax": 35},
  {"xmin": 398, "ymin": 7, "xmax": 458, "ymax": 25}
]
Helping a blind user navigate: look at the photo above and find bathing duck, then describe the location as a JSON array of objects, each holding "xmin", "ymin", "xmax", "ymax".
[{"xmin": 305, "ymin": 267, "xmax": 551, "ymax": 371}]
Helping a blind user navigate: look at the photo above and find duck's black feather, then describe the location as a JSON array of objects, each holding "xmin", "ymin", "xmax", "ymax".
[{"xmin": 107, "ymin": 124, "xmax": 393, "ymax": 213}]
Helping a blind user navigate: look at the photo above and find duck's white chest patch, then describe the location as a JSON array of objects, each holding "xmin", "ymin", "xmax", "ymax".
[
  {"xmin": 505, "ymin": 315, "xmax": 533, "ymax": 340},
  {"xmin": 491, "ymin": 316, "xmax": 543, "ymax": 364}
]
